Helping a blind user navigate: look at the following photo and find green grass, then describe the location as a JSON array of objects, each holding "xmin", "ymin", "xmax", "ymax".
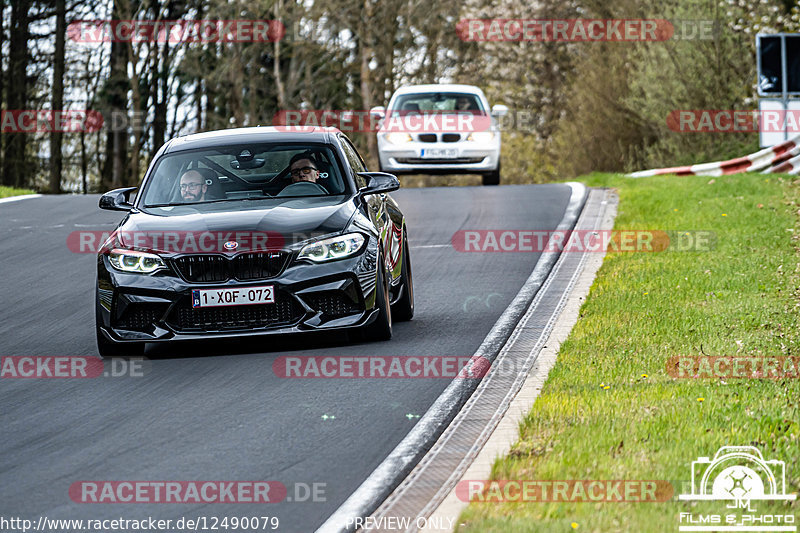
[
  {"xmin": 456, "ymin": 173, "xmax": 800, "ymax": 532},
  {"xmin": 0, "ymin": 186, "xmax": 36, "ymax": 198}
]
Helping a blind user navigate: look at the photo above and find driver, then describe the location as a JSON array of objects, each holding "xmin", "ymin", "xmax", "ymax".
[
  {"xmin": 179, "ymin": 170, "xmax": 208, "ymax": 202},
  {"xmin": 456, "ymin": 96, "xmax": 476, "ymax": 111},
  {"xmin": 288, "ymin": 154, "xmax": 320, "ymax": 184}
]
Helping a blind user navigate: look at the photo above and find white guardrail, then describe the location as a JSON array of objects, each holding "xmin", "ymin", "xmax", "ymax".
[{"xmin": 628, "ymin": 134, "xmax": 800, "ymax": 177}]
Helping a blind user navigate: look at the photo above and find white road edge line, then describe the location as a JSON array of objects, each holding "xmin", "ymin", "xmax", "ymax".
[
  {"xmin": 418, "ymin": 190, "xmax": 617, "ymax": 532},
  {"xmin": 316, "ymin": 182, "xmax": 587, "ymax": 533},
  {"xmin": 0, "ymin": 194, "xmax": 42, "ymax": 204}
]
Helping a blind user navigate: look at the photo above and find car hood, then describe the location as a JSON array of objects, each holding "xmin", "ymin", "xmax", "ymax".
[{"xmin": 117, "ymin": 196, "xmax": 358, "ymax": 252}]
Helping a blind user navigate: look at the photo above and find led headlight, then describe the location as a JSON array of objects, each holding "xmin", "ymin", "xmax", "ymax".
[
  {"xmin": 108, "ymin": 249, "xmax": 166, "ymax": 273},
  {"xmin": 384, "ymin": 132, "xmax": 413, "ymax": 144},
  {"xmin": 298, "ymin": 233, "xmax": 366, "ymax": 262},
  {"xmin": 466, "ymin": 131, "xmax": 495, "ymax": 143}
]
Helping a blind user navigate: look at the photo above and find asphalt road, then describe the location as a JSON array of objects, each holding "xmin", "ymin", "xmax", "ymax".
[{"xmin": 0, "ymin": 184, "xmax": 572, "ymax": 532}]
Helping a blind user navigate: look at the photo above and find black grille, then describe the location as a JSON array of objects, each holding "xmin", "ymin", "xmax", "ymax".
[
  {"xmin": 115, "ymin": 303, "xmax": 169, "ymax": 332},
  {"xmin": 442, "ymin": 133, "xmax": 461, "ymax": 142},
  {"xmin": 418, "ymin": 134, "xmax": 437, "ymax": 143},
  {"xmin": 169, "ymin": 296, "xmax": 302, "ymax": 332},
  {"xmin": 303, "ymin": 291, "xmax": 361, "ymax": 317},
  {"xmin": 173, "ymin": 253, "xmax": 287, "ymax": 283},
  {"xmin": 232, "ymin": 253, "xmax": 287, "ymax": 280}
]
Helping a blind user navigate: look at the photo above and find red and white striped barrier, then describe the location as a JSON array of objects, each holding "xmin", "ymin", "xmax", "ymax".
[{"xmin": 628, "ymin": 134, "xmax": 800, "ymax": 177}]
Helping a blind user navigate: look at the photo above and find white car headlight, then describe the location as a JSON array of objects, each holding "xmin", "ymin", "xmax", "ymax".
[
  {"xmin": 298, "ymin": 233, "xmax": 366, "ymax": 262},
  {"xmin": 108, "ymin": 249, "xmax": 167, "ymax": 273},
  {"xmin": 467, "ymin": 131, "xmax": 495, "ymax": 143},
  {"xmin": 384, "ymin": 132, "xmax": 413, "ymax": 144}
]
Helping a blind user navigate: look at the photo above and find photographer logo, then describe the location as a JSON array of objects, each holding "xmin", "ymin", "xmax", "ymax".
[{"xmin": 678, "ymin": 446, "xmax": 796, "ymax": 531}]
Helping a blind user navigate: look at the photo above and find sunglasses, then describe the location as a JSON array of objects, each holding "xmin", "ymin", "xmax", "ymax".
[
  {"xmin": 290, "ymin": 166, "xmax": 317, "ymax": 177},
  {"xmin": 180, "ymin": 183, "xmax": 203, "ymax": 190}
]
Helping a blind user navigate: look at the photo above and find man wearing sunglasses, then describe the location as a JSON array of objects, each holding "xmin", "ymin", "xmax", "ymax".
[
  {"xmin": 288, "ymin": 154, "xmax": 320, "ymax": 184},
  {"xmin": 179, "ymin": 169, "xmax": 208, "ymax": 202}
]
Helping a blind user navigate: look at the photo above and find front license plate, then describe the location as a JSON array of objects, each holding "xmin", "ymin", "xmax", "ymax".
[
  {"xmin": 420, "ymin": 148, "xmax": 458, "ymax": 159},
  {"xmin": 192, "ymin": 286, "xmax": 275, "ymax": 308}
]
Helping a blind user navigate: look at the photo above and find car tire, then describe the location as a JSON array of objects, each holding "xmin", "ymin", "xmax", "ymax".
[
  {"xmin": 482, "ymin": 162, "xmax": 501, "ymax": 186},
  {"xmin": 362, "ymin": 260, "xmax": 392, "ymax": 341},
  {"xmin": 392, "ymin": 232, "xmax": 414, "ymax": 321},
  {"xmin": 95, "ymin": 297, "xmax": 145, "ymax": 358}
]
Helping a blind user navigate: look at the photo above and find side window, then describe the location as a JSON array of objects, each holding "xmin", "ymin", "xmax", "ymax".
[
  {"xmin": 340, "ymin": 136, "xmax": 366, "ymax": 172},
  {"xmin": 339, "ymin": 136, "xmax": 368, "ymax": 189}
]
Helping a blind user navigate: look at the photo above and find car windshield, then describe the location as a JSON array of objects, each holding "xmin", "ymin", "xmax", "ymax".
[
  {"xmin": 140, "ymin": 143, "xmax": 347, "ymax": 208},
  {"xmin": 390, "ymin": 92, "xmax": 485, "ymax": 114}
]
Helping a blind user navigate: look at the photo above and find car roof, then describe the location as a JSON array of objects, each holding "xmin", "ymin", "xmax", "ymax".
[
  {"xmin": 392, "ymin": 84, "xmax": 485, "ymax": 96},
  {"xmin": 163, "ymin": 126, "xmax": 344, "ymax": 154}
]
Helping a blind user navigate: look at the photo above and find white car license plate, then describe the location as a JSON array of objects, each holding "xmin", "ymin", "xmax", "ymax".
[
  {"xmin": 420, "ymin": 148, "xmax": 458, "ymax": 159},
  {"xmin": 192, "ymin": 286, "xmax": 275, "ymax": 308}
]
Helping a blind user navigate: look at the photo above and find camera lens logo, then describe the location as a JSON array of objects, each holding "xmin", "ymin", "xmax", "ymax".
[{"xmin": 678, "ymin": 446, "xmax": 797, "ymax": 532}]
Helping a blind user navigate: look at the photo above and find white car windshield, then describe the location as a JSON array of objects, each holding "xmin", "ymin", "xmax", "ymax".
[{"xmin": 390, "ymin": 92, "xmax": 485, "ymax": 114}]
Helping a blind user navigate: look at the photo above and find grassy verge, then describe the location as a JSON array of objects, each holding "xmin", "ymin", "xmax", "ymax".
[
  {"xmin": 456, "ymin": 173, "xmax": 800, "ymax": 532},
  {"xmin": 0, "ymin": 186, "xmax": 36, "ymax": 199}
]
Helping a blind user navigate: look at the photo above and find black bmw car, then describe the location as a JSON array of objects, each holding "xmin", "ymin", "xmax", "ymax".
[{"xmin": 95, "ymin": 127, "xmax": 414, "ymax": 356}]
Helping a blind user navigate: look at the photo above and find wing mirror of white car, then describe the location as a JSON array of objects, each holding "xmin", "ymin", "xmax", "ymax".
[
  {"xmin": 369, "ymin": 106, "xmax": 386, "ymax": 120},
  {"xmin": 491, "ymin": 104, "xmax": 509, "ymax": 117}
]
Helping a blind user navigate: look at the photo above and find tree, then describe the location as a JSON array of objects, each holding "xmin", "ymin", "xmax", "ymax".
[
  {"xmin": 2, "ymin": 0, "xmax": 32, "ymax": 188},
  {"xmin": 49, "ymin": 0, "xmax": 66, "ymax": 193}
]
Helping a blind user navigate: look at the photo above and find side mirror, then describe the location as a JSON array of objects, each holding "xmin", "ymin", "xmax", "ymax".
[
  {"xmin": 369, "ymin": 106, "xmax": 386, "ymax": 120},
  {"xmin": 358, "ymin": 172, "xmax": 399, "ymax": 195},
  {"xmin": 491, "ymin": 104, "xmax": 509, "ymax": 118},
  {"xmin": 99, "ymin": 187, "xmax": 138, "ymax": 211}
]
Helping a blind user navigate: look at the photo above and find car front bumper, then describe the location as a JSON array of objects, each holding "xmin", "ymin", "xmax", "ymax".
[
  {"xmin": 377, "ymin": 138, "xmax": 500, "ymax": 174},
  {"xmin": 96, "ymin": 245, "xmax": 381, "ymax": 343}
]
